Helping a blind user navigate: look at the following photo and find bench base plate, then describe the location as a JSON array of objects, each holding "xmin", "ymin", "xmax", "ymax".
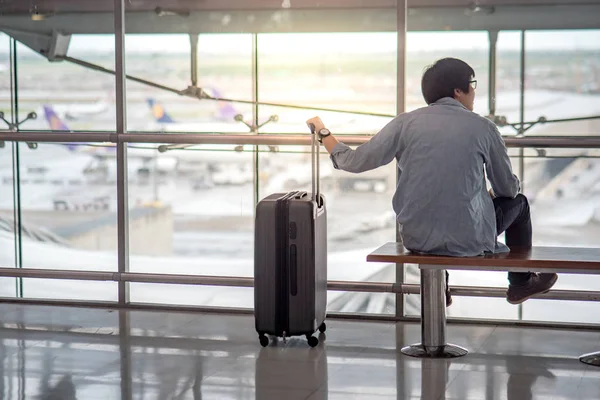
[
  {"xmin": 579, "ymin": 351, "xmax": 600, "ymax": 367},
  {"xmin": 401, "ymin": 343, "xmax": 468, "ymax": 358}
]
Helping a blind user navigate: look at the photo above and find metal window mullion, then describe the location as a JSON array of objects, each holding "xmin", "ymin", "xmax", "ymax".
[
  {"xmin": 488, "ymin": 30, "xmax": 498, "ymax": 118},
  {"xmin": 252, "ymin": 33, "xmax": 260, "ymax": 208},
  {"xmin": 114, "ymin": 2, "xmax": 133, "ymax": 398},
  {"xmin": 395, "ymin": 0, "xmax": 407, "ymax": 318},
  {"xmin": 114, "ymin": 0, "xmax": 129, "ymax": 305},
  {"xmin": 517, "ymin": 30, "xmax": 526, "ymax": 321},
  {"xmin": 518, "ymin": 30, "xmax": 527, "ymax": 192},
  {"xmin": 190, "ymin": 34, "xmax": 198, "ymax": 87},
  {"xmin": 9, "ymin": 37, "xmax": 23, "ymax": 298},
  {"xmin": 119, "ymin": 309, "xmax": 132, "ymax": 399}
]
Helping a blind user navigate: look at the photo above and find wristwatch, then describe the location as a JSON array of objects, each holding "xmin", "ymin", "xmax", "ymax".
[{"xmin": 318, "ymin": 128, "xmax": 331, "ymax": 142}]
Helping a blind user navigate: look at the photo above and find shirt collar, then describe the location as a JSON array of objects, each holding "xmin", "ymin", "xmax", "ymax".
[{"xmin": 432, "ymin": 97, "xmax": 469, "ymax": 111}]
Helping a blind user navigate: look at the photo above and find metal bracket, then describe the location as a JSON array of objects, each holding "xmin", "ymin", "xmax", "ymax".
[
  {"xmin": 488, "ymin": 112, "xmax": 600, "ymax": 157},
  {"xmin": 488, "ymin": 114, "xmax": 545, "ymax": 132},
  {"xmin": 155, "ymin": 92, "xmax": 280, "ymax": 153},
  {"xmin": 0, "ymin": 111, "xmax": 38, "ymax": 149},
  {"xmin": 3, "ymin": 28, "xmax": 71, "ymax": 62},
  {"xmin": 234, "ymin": 113, "xmax": 279, "ymax": 131},
  {"xmin": 179, "ymin": 85, "xmax": 212, "ymax": 99},
  {"xmin": 489, "ymin": 114, "xmax": 550, "ymax": 156}
]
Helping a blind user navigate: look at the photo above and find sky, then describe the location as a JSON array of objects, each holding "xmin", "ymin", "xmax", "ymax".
[{"xmin": 2, "ymin": 30, "xmax": 600, "ymax": 56}]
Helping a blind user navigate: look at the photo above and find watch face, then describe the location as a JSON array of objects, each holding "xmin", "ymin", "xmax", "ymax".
[{"xmin": 319, "ymin": 128, "xmax": 330, "ymax": 136}]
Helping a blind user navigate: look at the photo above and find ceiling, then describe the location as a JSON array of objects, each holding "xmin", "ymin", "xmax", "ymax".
[
  {"xmin": 1, "ymin": 0, "xmax": 600, "ymax": 14},
  {"xmin": 0, "ymin": 0, "xmax": 599, "ymax": 35}
]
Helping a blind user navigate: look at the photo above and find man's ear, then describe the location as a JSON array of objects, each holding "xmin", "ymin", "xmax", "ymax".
[{"xmin": 454, "ymin": 88, "xmax": 463, "ymax": 97}]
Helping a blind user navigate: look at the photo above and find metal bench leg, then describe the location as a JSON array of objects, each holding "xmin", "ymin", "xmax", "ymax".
[
  {"xmin": 401, "ymin": 267, "xmax": 468, "ymax": 358},
  {"xmin": 580, "ymin": 351, "xmax": 600, "ymax": 367}
]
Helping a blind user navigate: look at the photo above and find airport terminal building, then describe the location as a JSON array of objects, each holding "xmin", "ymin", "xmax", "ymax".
[{"xmin": 1, "ymin": 0, "xmax": 600, "ymax": 398}]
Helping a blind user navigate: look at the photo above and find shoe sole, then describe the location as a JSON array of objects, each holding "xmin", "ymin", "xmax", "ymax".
[{"xmin": 506, "ymin": 274, "xmax": 559, "ymax": 305}]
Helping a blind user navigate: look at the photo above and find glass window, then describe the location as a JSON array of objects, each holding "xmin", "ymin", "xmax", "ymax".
[
  {"xmin": 13, "ymin": 29, "xmax": 118, "ymax": 300},
  {"xmin": 17, "ymin": 35, "xmax": 117, "ymax": 132},
  {"xmin": 126, "ymin": 145, "xmax": 256, "ymax": 307},
  {"xmin": 256, "ymin": 32, "xmax": 398, "ymax": 315},
  {"xmin": 525, "ymin": 30, "xmax": 600, "ymax": 136},
  {"xmin": 0, "ymin": 32, "xmax": 17, "ymax": 297},
  {"xmin": 497, "ymin": 30, "xmax": 600, "ymax": 138},
  {"xmin": 128, "ymin": 34, "xmax": 253, "ymax": 133},
  {"xmin": 407, "ymin": 31, "xmax": 490, "ymax": 115},
  {"xmin": 125, "ymin": 32, "xmax": 256, "ymax": 308},
  {"xmin": 258, "ymin": 32, "xmax": 395, "ymax": 136},
  {"xmin": 4, "ymin": 2, "xmax": 600, "ymax": 324},
  {"xmin": 495, "ymin": 31, "xmax": 523, "ymax": 137}
]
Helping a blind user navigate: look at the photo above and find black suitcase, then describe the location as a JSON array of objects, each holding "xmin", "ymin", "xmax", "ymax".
[{"xmin": 254, "ymin": 125, "xmax": 327, "ymax": 347}]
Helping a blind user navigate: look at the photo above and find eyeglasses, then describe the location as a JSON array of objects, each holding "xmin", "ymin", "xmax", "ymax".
[{"xmin": 469, "ymin": 80, "xmax": 478, "ymax": 90}]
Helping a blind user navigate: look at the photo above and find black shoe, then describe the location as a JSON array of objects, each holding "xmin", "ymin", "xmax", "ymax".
[
  {"xmin": 446, "ymin": 288, "xmax": 452, "ymax": 307},
  {"xmin": 445, "ymin": 270, "xmax": 452, "ymax": 307},
  {"xmin": 507, "ymin": 273, "xmax": 558, "ymax": 305}
]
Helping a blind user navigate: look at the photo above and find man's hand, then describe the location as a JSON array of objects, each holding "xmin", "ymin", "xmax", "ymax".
[
  {"xmin": 306, "ymin": 116, "xmax": 325, "ymax": 133},
  {"xmin": 305, "ymin": 116, "xmax": 339, "ymax": 154}
]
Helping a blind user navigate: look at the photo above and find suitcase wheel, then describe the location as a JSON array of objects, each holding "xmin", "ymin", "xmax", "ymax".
[
  {"xmin": 259, "ymin": 334, "xmax": 269, "ymax": 347},
  {"xmin": 318, "ymin": 322, "xmax": 326, "ymax": 333},
  {"xmin": 306, "ymin": 334, "xmax": 319, "ymax": 348}
]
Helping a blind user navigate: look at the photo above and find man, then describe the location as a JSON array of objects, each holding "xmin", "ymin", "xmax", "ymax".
[{"xmin": 306, "ymin": 57, "xmax": 557, "ymax": 306}]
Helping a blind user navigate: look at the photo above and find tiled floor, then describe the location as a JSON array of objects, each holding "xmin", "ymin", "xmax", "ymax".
[{"xmin": 0, "ymin": 304, "xmax": 599, "ymax": 399}]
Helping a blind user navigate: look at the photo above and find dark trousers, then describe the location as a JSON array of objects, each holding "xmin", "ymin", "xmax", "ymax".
[
  {"xmin": 494, "ymin": 194, "xmax": 533, "ymax": 286},
  {"xmin": 446, "ymin": 193, "xmax": 533, "ymax": 292}
]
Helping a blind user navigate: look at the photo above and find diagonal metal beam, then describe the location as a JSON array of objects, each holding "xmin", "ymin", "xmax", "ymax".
[{"xmin": 59, "ymin": 55, "xmax": 397, "ymax": 118}]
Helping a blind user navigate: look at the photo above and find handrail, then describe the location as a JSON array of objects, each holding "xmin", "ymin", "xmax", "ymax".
[
  {"xmin": 0, "ymin": 266, "xmax": 599, "ymax": 302},
  {"xmin": 2, "ymin": 131, "xmax": 600, "ymax": 148}
]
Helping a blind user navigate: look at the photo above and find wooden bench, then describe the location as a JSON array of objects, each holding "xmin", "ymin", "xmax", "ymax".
[{"xmin": 367, "ymin": 242, "xmax": 600, "ymax": 365}]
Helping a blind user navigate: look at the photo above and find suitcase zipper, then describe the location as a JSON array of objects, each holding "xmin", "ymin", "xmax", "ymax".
[{"xmin": 275, "ymin": 191, "xmax": 296, "ymax": 336}]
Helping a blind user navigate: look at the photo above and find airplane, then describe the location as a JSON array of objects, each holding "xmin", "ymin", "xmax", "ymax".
[
  {"xmin": 145, "ymin": 88, "xmax": 386, "ymax": 136},
  {"xmin": 43, "ymin": 104, "xmax": 167, "ymax": 170},
  {"xmin": 49, "ymin": 93, "xmax": 112, "ymax": 121},
  {"xmin": 145, "ymin": 90, "xmax": 269, "ymax": 134},
  {"xmin": 145, "ymin": 92, "xmax": 284, "ymax": 155},
  {"xmin": 144, "ymin": 91, "xmax": 394, "ymax": 192},
  {"xmin": 42, "ymin": 105, "xmax": 258, "ymax": 185}
]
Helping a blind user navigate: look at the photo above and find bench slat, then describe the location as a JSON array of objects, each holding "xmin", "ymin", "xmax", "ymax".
[{"xmin": 367, "ymin": 242, "xmax": 600, "ymax": 271}]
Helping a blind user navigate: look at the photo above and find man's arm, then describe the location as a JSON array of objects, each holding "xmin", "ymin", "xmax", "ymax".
[
  {"xmin": 306, "ymin": 116, "xmax": 402, "ymax": 173},
  {"xmin": 321, "ymin": 132, "xmax": 340, "ymax": 154},
  {"xmin": 484, "ymin": 123, "xmax": 520, "ymax": 198}
]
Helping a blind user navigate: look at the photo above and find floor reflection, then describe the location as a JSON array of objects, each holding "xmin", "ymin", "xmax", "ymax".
[
  {"xmin": 506, "ymin": 355, "xmax": 555, "ymax": 400},
  {"xmin": 255, "ymin": 334, "xmax": 328, "ymax": 399},
  {"xmin": 0, "ymin": 305, "xmax": 596, "ymax": 400}
]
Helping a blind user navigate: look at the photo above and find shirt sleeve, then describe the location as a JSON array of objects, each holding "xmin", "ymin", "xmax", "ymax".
[
  {"xmin": 484, "ymin": 123, "xmax": 520, "ymax": 198},
  {"xmin": 329, "ymin": 116, "xmax": 403, "ymax": 173}
]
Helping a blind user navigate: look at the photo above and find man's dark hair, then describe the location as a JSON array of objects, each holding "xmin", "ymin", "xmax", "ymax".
[{"xmin": 421, "ymin": 58, "xmax": 475, "ymax": 105}]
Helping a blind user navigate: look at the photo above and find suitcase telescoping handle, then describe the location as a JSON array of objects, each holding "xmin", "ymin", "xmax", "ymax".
[{"xmin": 307, "ymin": 123, "xmax": 321, "ymax": 207}]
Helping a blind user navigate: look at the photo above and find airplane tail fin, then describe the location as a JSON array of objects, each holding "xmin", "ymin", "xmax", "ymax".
[
  {"xmin": 43, "ymin": 105, "xmax": 79, "ymax": 152},
  {"xmin": 43, "ymin": 105, "xmax": 70, "ymax": 131},
  {"xmin": 206, "ymin": 87, "xmax": 238, "ymax": 121},
  {"xmin": 146, "ymin": 98, "xmax": 175, "ymax": 123}
]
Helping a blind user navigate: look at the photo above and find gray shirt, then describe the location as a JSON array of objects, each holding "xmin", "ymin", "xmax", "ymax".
[{"xmin": 330, "ymin": 97, "xmax": 520, "ymax": 257}]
